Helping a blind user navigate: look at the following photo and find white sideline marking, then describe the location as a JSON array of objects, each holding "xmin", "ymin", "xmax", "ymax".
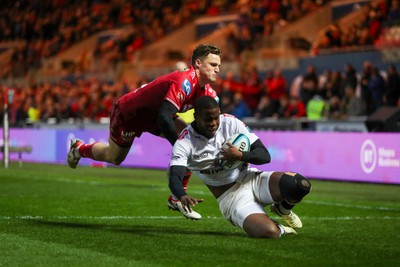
[
  {"xmin": 304, "ymin": 200, "xmax": 400, "ymax": 212},
  {"xmin": 0, "ymin": 215, "xmax": 399, "ymax": 221}
]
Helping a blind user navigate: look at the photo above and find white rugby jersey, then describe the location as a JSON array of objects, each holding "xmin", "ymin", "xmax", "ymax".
[{"xmin": 170, "ymin": 114, "xmax": 259, "ymax": 186}]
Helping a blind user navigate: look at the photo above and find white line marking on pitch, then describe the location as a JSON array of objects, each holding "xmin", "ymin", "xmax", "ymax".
[
  {"xmin": 304, "ymin": 200, "xmax": 400, "ymax": 211},
  {"xmin": 0, "ymin": 216, "xmax": 399, "ymax": 221}
]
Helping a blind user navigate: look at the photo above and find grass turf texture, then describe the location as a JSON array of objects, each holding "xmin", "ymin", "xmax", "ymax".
[{"xmin": 0, "ymin": 162, "xmax": 399, "ymax": 267}]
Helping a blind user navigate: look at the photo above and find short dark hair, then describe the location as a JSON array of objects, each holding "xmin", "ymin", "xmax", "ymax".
[
  {"xmin": 191, "ymin": 44, "xmax": 221, "ymax": 65},
  {"xmin": 194, "ymin": 96, "xmax": 219, "ymax": 112}
]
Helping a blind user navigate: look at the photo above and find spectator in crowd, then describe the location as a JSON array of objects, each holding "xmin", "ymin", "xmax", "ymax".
[
  {"xmin": 342, "ymin": 86, "xmax": 364, "ymax": 117},
  {"xmin": 265, "ymin": 69, "xmax": 287, "ymax": 114},
  {"xmin": 360, "ymin": 61, "xmax": 374, "ymax": 115},
  {"xmin": 368, "ymin": 67, "xmax": 386, "ymax": 111},
  {"xmin": 276, "ymin": 94, "xmax": 290, "ymax": 118},
  {"xmin": 285, "ymin": 96, "xmax": 306, "ymax": 118},
  {"xmin": 342, "ymin": 63, "xmax": 358, "ymax": 92},
  {"xmin": 327, "ymin": 95, "xmax": 343, "ymax": 119},
  {"xmin": 254, "ymin": 96, "xmax": 276, "ymax": 119},
  {"xmin": 320, "ymin": 70, "xmax": 343, "ymax": 100},
  {"xmin": 231, "ymin": 92, "xmax": 252, "ymax": 119},
  {"xmin": 386, "ymin": 0, "xmax": 400, "ymax": 24},
  {"xmin": 324, "ymin": 23, "xmax": 342, "ymax": 47},
  {"xmin": 306, "ymin": 92, "xmax": 327, "ymax": 120},
  {"xmin": 300, "ymin": 65, "xmax": 319, "ymax": 105},
  {"xmin": 385, "ymin": 64, "xmax": 400, "ymax": 106}
]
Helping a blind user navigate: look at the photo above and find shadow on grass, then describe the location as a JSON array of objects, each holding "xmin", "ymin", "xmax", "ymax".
[{"xmin": 28, "ymin": 219, "xmax": 246, "ymax": 238}]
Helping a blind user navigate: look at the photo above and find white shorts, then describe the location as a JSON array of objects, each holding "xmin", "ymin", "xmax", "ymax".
[{"xmin": 216, "ymin": 170, "xmax": 275, "ymax": 229}]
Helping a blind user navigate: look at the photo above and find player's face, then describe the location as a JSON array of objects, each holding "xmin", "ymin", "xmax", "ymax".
[
  {"xmin": 196, "ymin": 54, "xmax": 221, "ymax": 86},
  {"xmin": 195, "ymin": 107, "xmax": 220, "ymax": 138}
]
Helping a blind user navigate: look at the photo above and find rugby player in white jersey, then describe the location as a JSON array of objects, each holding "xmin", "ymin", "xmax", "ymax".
[{"xmin": 169, "ymin": 96, "xmax": 311, "ymax": 238}]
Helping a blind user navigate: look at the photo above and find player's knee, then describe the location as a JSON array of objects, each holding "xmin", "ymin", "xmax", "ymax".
[
  {"xmin": 109, "ymin": 155, "xmax": 126, "ymax": 165},
  {"xmin": 246, "ymin": 224, "xmax": 281, "ymax": 239},
  {"xmin": 111, "ymin": 160, "xmax": 123, "ymax": 165},
  {"xmin": 279, "ymin": 172, "xmax": 311, "ymax": 202},
  {"xmin": 243, "ymin": 215, "xmax": 281, "ymax": 239}
]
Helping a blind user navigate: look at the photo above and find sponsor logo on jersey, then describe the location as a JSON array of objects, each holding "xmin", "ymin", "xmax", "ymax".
[
  {"xmin": 182, "ymin": 79, "xmax": 192, "ymax": 95},
  {"xmin": 200, "ymin": 167, "xmax": 225, "ymax": 175},
  {"xmin": 193, "ymin": 152, "xmax": 208, "ymax": 159},
  {"xmin": 177, "ymin": 92, "xmax": 185, "ymax": 102},
  {"xmin": 121, "ymin": 131, "xmax": 135, "ymax": 141}
]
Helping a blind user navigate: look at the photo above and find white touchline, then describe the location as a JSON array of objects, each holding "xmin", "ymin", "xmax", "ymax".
[
  {"xmin": 304, "ymin": 200, "xmax": 400, "ymax": 212},
  {"xmin": 0, "ymin": 215, "xmax": 399, "ymax": 220}
]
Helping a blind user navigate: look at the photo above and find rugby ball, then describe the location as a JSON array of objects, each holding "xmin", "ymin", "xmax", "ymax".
[{"xmin": 220, "ymin": 133, "xmax": 250, "ymax": 170}]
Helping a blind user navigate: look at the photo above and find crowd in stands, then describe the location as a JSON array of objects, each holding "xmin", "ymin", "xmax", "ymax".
[
  {"xmin": 1, "ymin": 60, "xmax": 399, "ymax": 128},
  {"xmin": 3, "ymin": 0, "xmax": 400, "ymax": 79},
  {"xmin": 216, "ymin": 61, "xmax": 399, "ymax": 121},
  {"xmin": 0, "ymin": 0, "xmax": 330, "ymax": 78},
  {"xmin": 0, "ymin": 0, "xmax": 238, "ymax": 78},
  {"xmin": 1, "ymin": 0, "xmax": 400, "ymax": 128},
  {"xmin": 313, "ymin": 0, "xmax": 400, "ymax": 53},
  {"xmin": 224, "ymin": 0, "xmax": 328, "ymax": 60}
]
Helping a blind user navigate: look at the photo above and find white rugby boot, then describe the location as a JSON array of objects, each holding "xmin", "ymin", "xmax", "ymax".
[
  {"xmin": 67, "ymin": 139, "xmax": 83, "ymax": 169},
  {"xmin": 278, "ymin": 224, "xmax": 297, "ymax": 236},
  {"xmin": 167, "ymin": 199, "xmax": 202, "ymax": 220},
  {"xmin": 270, "ymin": 203, "xmax": 303, "ymax": 229}
]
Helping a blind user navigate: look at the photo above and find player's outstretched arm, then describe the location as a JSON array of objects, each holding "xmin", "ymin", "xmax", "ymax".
[
  {"xmin": 169, "ymin": 165, "xmax": 204, "ymax": 212},
  {"xmin": 169, "ymin": 165, "xmax": 187, "ymax": 199}
]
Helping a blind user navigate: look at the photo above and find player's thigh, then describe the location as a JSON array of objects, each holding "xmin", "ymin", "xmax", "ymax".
[
  {"xmin": 257, "ymin": 171, "xmax": 283, "ymax": 203},
  {"xmin": 174, "ymin": 116, "xmax": 188, "ymax": 134},
  {"xmin": 108, "ymin": 136, "xmax": 131, "ymax": 162}
]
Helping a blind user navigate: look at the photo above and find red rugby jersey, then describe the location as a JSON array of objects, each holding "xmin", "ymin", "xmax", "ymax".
[{"xmin": 117, "ymin": 65, "xmax": 218, "ymax": 125}]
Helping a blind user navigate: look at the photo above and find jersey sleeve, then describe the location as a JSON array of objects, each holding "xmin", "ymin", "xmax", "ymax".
[
  {"xmin": 170, "ymin": 139, "xmax": 190, "ymax": 167},
  {"xmin": 204, "ymin": 84, "xmax": 219, "ymax": 101},
  {"xmin": 232, "ymin": 116, "xmax": 259, "ymax": 145},
  {"xmin": 164, "ymin": 82, "xmax": 184, "ymax": 111}
]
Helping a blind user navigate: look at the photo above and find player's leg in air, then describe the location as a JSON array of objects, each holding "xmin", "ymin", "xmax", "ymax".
[
  {"xmin": 67, "ymin": 115, "xmax": 201, "ymax": 220},
  {"xmin": 268, "ymin": 171, "xmax": 312, "ymax": 229},
  {"xmin": 67, "ymin": 136, "xmax": 130, "ymax": 169},
  {"xmin": 166, "ymin": 116, "xmax": 201, "ymax": 220}
]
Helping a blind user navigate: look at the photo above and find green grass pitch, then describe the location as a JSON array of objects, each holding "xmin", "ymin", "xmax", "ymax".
[{"xmin": 1, "ymin": 162, "xmax": 399, "ymax": 267}]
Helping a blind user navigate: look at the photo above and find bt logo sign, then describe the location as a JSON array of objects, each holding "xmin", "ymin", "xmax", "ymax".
[{"xmin": 360, "ymin": 139, "xmax": 377, "ymax": 174}]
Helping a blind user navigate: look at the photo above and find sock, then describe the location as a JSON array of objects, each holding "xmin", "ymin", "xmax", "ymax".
[
  {"xmin": 276, "ymin": 200, "xmax": 297, "ymax": 215},
  {"xmin": 277, "ymin": 224, "xmax": 285, "ymax": 237},
  {"xmin": 169, "ymin": 194, "xmax": 179, "ymax": 202},
  {"xmin": 78, "ymin": 143, "xmax": 97, "ymax": 159}
]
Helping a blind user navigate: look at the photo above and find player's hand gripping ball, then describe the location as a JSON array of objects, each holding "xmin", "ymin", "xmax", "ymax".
[{"xmin": 220, "ymin": 133, "xmax": 250, "ymax": 170}]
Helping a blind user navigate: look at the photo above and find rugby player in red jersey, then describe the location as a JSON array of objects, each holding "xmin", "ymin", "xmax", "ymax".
[{"xmin": 67, "ymin": 44, "xmax": 222, "ymax": 220}]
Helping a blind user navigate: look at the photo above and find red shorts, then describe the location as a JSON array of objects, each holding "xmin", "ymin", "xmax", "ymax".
[{"xmin": 109, "ymin": 102, "xmax": 161, "ymax": 148}]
